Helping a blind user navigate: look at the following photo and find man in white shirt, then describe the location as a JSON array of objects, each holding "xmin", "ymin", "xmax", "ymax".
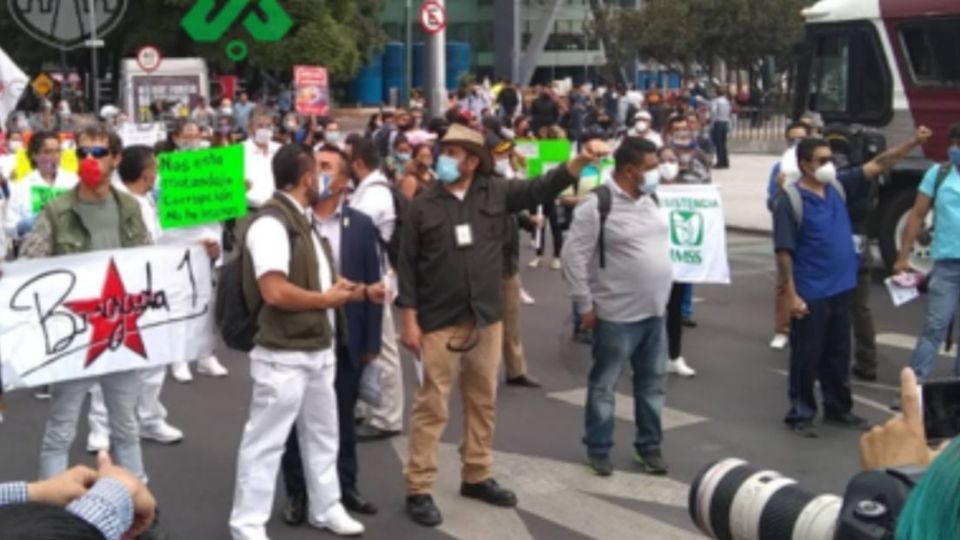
[
  {"xmin": 4, "ymin": 131, "xmax": 78, "ymax": 243},
  {"xmin": 243, "ymin": 108, "xmax": 281, "ymax": 209},
  {"xmin": 229, "ymin": 144, "xmax": 365, "ymax": 539},
  {"xmin": 347, "ymin": 138, "xmax": 404, "ymax": 440}
]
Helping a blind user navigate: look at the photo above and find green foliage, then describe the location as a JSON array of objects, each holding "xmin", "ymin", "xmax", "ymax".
[{"xmin": 0, "ymin": 0, "xmax": 387, "ymax": 81}]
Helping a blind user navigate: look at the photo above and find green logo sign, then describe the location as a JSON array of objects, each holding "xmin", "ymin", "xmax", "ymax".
[
  {"xmin": 181, "ymin": 0, "xmax": 293, "ymax": 61},
  {"xmin": 670, "ymin": 211, "xmax": 704, "ymax": 247}
]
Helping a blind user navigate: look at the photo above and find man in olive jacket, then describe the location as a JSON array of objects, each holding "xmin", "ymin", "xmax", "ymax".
[{"xmin": 397, "ymin": 124, "xmax": 608, "ymax": 526}]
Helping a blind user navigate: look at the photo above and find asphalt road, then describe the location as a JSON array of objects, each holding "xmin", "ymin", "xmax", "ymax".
[{"xmin": 0, "ymin": 232, "xmax": 941, "ymax": 539}]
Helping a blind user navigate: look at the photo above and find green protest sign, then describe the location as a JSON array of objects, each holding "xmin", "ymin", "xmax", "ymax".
[
  {"xmin": 31, "ymin": 185, "xmax": 70, "ymax": 214},
  {"xmin": 518, "ymin": 139, "xmax": 572, "ymax": 179},
  {"xmin": 157, "ymin": 145, "xmax": 248, "ymax": 230}
]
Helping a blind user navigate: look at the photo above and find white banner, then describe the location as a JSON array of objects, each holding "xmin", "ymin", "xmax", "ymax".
[
  {"xmin": 657, "ymin": 184, "xmax": 731, "ymax": 284},
  {"xmin": 0, "ymin": 245, "xmax": 215, "ymax": 390},
  {"xmin": 0, "ymin": 47, "xmax": 28, "ymax": 127},
  {"xmin": 118, "ymin": 122, "xmax": 168, "ymax": 148}
]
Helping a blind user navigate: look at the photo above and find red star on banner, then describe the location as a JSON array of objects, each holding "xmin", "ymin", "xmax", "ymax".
[{"xmin": 66, "ymin": 259, "xmax": 148, "ymax": 367}]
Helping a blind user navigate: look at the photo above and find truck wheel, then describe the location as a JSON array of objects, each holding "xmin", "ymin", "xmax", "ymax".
[{"xmin": 878, "ymin": 189, "xmax": 934, "ymax": 273}]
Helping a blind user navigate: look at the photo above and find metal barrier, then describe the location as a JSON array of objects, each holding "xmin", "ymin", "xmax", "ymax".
[{"xmin": 730, "ymin": 107, "xmax": 790, "ymax": 142}]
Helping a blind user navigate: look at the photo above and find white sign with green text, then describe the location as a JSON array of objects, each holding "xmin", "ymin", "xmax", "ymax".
[{"xmin": 657, "ymin": 184, "xmax": 730, "ymax": 284}]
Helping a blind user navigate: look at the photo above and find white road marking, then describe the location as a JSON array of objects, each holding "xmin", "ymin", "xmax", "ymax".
[
  {"xmin": 547, "ymin": 388, "xmax": 708, "ymax": 431},
  {"xmin": 391, "ymin": 437, "xmax": 700, "ymax": 539},
  {"xmin": 876, "ymin": 332, "xmax": 952, "ymax": 357}
]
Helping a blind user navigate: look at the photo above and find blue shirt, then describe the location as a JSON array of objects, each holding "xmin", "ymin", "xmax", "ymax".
[
  {"xmin": 773, "ymin": 168, "xmax": 867, "ymax": 301},
  {"xmin": 766, "ymin": 162, "xmax": 781, "ymax": 212},
  {"xmin": 918, "ymin": 163, "xmax": 960, "ymax": 260},
  {"xmin": 0, "ymin": 479, "xmax": 133, "ymax": 540}
]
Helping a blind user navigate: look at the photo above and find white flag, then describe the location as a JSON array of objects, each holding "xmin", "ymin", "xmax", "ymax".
[{"xmin": 0, "ymin": 47, "xmax": 28, "ymax": 127}]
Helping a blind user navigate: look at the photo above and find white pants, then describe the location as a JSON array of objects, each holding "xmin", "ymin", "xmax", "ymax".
[
  {"xmin": 364, "ymin": 307, "xmax": 404, "ymax": 431},
  {"xmin": 229, "ymin": 356, "xmax": 341, "ymax": 540},
  {"xmin": 89, "ymin": 367, "xmax": 169, "ymax": 435}
]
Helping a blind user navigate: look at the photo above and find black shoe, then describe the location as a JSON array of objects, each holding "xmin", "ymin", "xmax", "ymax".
[
  {"xmin": 342, "ymin": 487, "xmax": 378, "ymax": 515},
  {"xmin": 682, "ymin": 317, "xmax": 698, "ymax": 328},
  {"xmin": 281, "ymin": 493, "xmax": 306, "ymax": 526},
  {"xmin": 460, "ymin": 478, "xmax": 518, "ymax": 507},
  {"xmin": 587, "ymin": 454, "xmax": 614, "ymax": 477},
  {"xmin": 355, "ymin": 424, "xmax": 401, "ymax": 442},
  {"xmin": 506, "ymin": 374, "xmax": 541, "ymax": 388},
  {"xmin": 634, "ymin": 449, "xmax": 668, "ymax": 475},
  {"xmin": 824, "ymin": 411, "xmax": 869, "ymax": 431},
  {"xmin": 789, "ymin": 422, "xmax": 819, "ymax": 438},
  {"xmin": 852, "ymin": 367, "xmax": 877, "ymax": 382},
  {"xmin": 406, "ymin": 494, "xmax": 442, "ymax": 527}
]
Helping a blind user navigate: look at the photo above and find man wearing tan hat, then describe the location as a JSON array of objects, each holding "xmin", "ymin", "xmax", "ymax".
[{"xmin": 397, "ymin": 123, "xmax": 608, "ymax": 526}]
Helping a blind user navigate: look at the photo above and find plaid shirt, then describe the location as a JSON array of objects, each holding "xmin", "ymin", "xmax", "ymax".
[{"xmin": 0, "ymin": 478, "xmax": 133, "ymax": 540}]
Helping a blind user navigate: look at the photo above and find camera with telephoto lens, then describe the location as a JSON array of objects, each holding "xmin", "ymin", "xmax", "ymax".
[{"xmin": 689, "ymin": 458, "xmax": 924, "ymax": 540}]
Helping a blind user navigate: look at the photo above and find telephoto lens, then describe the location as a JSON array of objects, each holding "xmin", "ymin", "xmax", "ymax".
[{"xmin": 689, "ymin": 458, "xmax": 843, "ymax": 540}]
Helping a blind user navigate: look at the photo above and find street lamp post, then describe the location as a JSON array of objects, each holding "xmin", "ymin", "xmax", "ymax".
[
  {"xmin": 405, "ymin": 0, "xmax": 413, "ymax": 107},
  {"xmin": 425, "ymin": 0, "xmax": 446, "ymax": 118},
  {"xmin": 86, "ymin": 5, "xmax": 104, "ymax": 113}
]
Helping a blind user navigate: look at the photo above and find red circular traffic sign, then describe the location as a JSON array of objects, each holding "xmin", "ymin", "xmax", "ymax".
[
  {"xmin": 419, "ymin": 1, "xmax": 447, "ymax": 35},
  {"xmin": 136, "ymin": 45, "xmax": 163, "ymax": 73}
]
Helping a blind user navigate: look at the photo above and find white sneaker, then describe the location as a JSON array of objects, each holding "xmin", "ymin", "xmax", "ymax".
[
  {"xmin": 520, "ymin": 288, "xmax": 536, "ymax": 305},
  {"xmin": 196, "ymin": 355, "xmax": 228, "ymax": 377},
  {"xmin": 667, "ymin": 357, "xmax": 696, "ymax": 378},
  {"xmin": 170, "ymin": 361, "xmax": 193, "ymax": 383},
  {"xmin": 528, "ymin": 257, "xmax": 542, "ymax": 269},
  {"xmin": 86, "ymin": 431, "xmax": 110, "ymax": 453},
  {"xmin": 769, "ymin": 334, "xmax": 789, "ymax": 350},
  {"xmin": 140, "ymin": 421, "xmax": 184, "ymax": 444},
  {"xmin": 310, "ymin": 503, "xmax": 364, "ymax": 536},
  {"xmin": 550, "ymin": 258, "xmax": 562, "ymax": 271}
]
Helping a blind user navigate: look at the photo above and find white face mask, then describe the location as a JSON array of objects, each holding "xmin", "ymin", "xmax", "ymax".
[
  {"xmin": 8, "ymin": 140, "xmax": 22, "ymax": 152},
  {"xmin": 642, "ymin": 169, "xmax": 661, "ymax": 194},
  {"xmin": 635, "ymin": 121, "xmax": 650, "ymax": 133},
  {"xmin": 494, "ymin": 158, "xmax": 514, "ymax": 178},
  {"xmin": 813, "ymin": 162, "xmax": 837, "ymax": 184},
  {"xmin": 254, "ymin": 128, "xmax": 273, "ymax": 145},
  {"xmin": 658, "ymin": 162, "xmax": 679, "ymax": 181}
]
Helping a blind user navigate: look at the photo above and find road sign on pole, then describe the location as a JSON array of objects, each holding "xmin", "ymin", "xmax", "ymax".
[
  {"xmin": 419, "ymin": 1, "xmax": 447, "ymax": 35},
  {"xmin": 136, "ymin": 45, "xmax": 163, "ymax": 73}
]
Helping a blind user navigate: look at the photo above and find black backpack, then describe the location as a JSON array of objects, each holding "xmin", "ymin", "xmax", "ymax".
[
  {"xmin": 367, "ymin": 178, "xmax": 408, "ymax": 269},
  {"xmin": 215, "ymin": 207, "xmax": 295, "ymax": 352},
  {"xmin": 593, "ymin": 184, "xmax": 658, "ymax": 269}
]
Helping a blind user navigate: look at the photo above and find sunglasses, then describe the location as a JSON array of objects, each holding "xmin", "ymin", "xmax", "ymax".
[{"xmin": 77, "ymin": 146, "xmax": 110, "ymax": 159}]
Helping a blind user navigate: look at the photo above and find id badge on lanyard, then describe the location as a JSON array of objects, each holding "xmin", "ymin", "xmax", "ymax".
[{"xmin": 455, "ymin": 223, "xmax": 474, "ymax": 248}]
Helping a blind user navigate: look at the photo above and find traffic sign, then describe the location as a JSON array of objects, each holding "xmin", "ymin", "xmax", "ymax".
[
  {"xmin": 419, "ymin": 1, "xmax": 447, "ymax": 35},
  {"xmin": 136, "ymin": 45, "xmax": 163, "ymax": 73},
  {"xmin": 31, "ymin": 73, "xmax": 54, "ymax": 97}
]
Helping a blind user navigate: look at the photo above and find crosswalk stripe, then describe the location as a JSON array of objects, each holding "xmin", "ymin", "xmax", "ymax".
[
  {"xmin": 768, "ymin": 368, "xmax": 895, "ymax": 417},
  {"xmin": 548, "ymin": 388, "xmax": 708, "ymax": 431},
  {"xmin": 876, "ymin": 332, "xmax": 952, "ymax": 357}
]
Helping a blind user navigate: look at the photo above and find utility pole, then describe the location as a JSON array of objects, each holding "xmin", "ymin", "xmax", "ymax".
[
  {"xmin": 86, "ymin": 4, "xmax": 104, "ymax": 113},
  {"xmin": 425, "ymin": 0, "xmax": 446, "ymax": 118},
  {"xmin": 405, "ymin": 0, "xmax": 413, "ymax": 107}
]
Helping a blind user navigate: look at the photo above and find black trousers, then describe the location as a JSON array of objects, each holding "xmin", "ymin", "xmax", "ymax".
[
  {"xmin": 785, "ymin": 291, "xmax": 854, "ymax": 424},
  {"xmin": 666, "ymin": 282, "xmax": 684, "ymax": 360},
  {"xmin": 535, "ymin": 199, "xmax": 567, "ymax": 258},
  {"xmin": 282, "ymin": 345, "xmax": 363, "ymax": 497},
  {"xmin": 711, "ymin": 121, "xmax": 730, "ymax": 168}
]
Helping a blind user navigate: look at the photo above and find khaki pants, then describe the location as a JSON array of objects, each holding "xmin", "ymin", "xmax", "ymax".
[
  {"xmin": 775, "ymin": 279, "xmax": 792, "ymax": 336},
  {"xmin": 501, "ymin": 273, "xmax": 528, "ymax": 379},
  {"xmin": 405, "ymin": 322, "xmax": 503, "ymax": 494}
]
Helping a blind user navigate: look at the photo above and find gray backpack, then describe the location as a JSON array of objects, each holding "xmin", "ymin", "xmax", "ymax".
[{"xmin": 782, "ymin": 178, "xmax": 847, "ymax": 228}]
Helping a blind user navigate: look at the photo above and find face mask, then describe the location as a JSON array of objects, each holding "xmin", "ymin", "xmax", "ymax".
[
  {"xmin": 787, "ymin": 137, "xmax": 804, "ymax": 147},
  {"xmin": 435, "ymin": 155, "xmax": 461, "ymax": 184},
  {"xmin": 78, "ymin": 158, "xmax": 103, "ymax": 189},
  {"xmin": 8, "ymin": 141, "xmax": 22, "ymax": 152},
  {"xmin": 286, "ymin": 121, "xmax": 299, "ymax": 133},
  {"xmin": 658, "ymin": 162, "xmax": 679, "ymax": 181},
  {"xmin": 178, "ymin": 140, "xmax": 203, "ymax": 151},
  {"xmin": 316, "ymin": 173, "xmax": 334, "ymax": 201},
  {"xmin": 494, "ymin": 158, "xmax": 513, "ymax": 177},
  {"xmin": 395, "ymin": 152, "xmax": 412, "ymax": 164},
  {"xmin": 813, "ymin": 162, "xmax": 837, "ymax": 184},
  {"xmin": 642, "ymin": 169, "xmax": 661, "ymax": 194},
  {"xmin": 671, "ymin": 131, "xmax": 694, "ymax": 149},
  {"xmin": 949, "ymin": 146, "xmax": 960, "ymax": 167},
  {"xmin": 254, "ymin": 128, "xmax": 273, "ymax": 145},
  {"xmin": 221, "ymin": 107, "xmax": 233, "ymax": 115},
  {"xmin": 325, "ymin": 131, "xmax": 341, "ymax": 145},
  {"xmin": 635, "ymin": 121, "xmax": 650, "ymax": 133}
]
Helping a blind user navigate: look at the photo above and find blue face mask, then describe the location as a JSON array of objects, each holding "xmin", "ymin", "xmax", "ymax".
[
  {"xmin": 641, "ymin": 169, "xmax": 661, "ymax": 194},
  {"xmin": 395, "ymin": 152, "xmax": 412, "ymax": 164},
  {"xmin": 949, "ymin": 146, "xmax": 960, "ymax": 167},
  {"xmin": 435, "ymin": 155, "xmax": 461, "ymax": 184},
  {"xmin": 317, "ymin": 173, "xmax": 333, "ymax": 201}
]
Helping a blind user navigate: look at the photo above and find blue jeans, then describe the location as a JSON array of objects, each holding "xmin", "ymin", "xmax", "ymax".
[
  {"xmin": 583, "ymin": 317, "xmax": 667, "ymax": 456},
  {"xmin": 681, "ymin": 284, "xmax": 694, "ymax": 318},
  {"xmin": 910, "ymin": 260, "xmax": 960, "ymax": 381}
]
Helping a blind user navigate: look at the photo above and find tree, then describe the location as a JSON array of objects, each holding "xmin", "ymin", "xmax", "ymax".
[
  {"xmin": 585, "ymin": 0, "xmax": 634, "ymax": 86},
  {"xmin": 0, "ymin": 0, "xmax": 387, "ymax": 81}
]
